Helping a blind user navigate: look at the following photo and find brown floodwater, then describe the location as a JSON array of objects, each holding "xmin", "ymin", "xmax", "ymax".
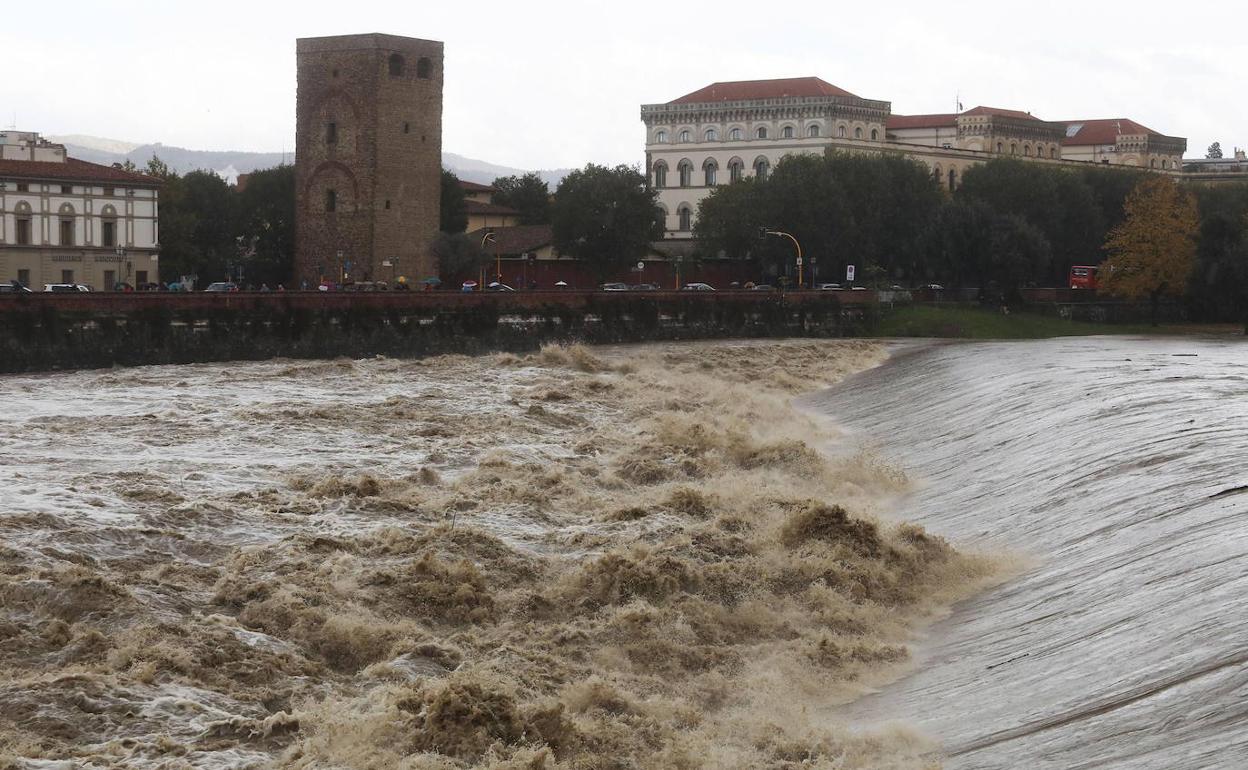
[{"xmin": 0, "ymin": 340, "xmax": 995, "ymax": 769}]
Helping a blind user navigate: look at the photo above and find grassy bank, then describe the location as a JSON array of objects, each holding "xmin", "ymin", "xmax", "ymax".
[{"xmin": 868, "ymin": 305, "xmax": 1242, "ymax": 339}]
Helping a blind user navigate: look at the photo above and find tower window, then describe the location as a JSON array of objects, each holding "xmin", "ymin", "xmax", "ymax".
[
  {"xmin": 385, "ymin": 200, "xmax": 391, "ymax": 209},
  {"xmin": 326, "ymin": 122, "xmax": 337, "ymax": 145},
  {"xmin": 389, "ymin": 53, "xmax": 405, "ymax": 77},
  {"xmin": 332, "ymin": 68, "xmax": 339, "ymax": 78},
  {"xmin": 417, "ymin": 57, "xmax": 432, "ymax": 79},
  {"xmin": 102, "ymin": 221, "xmax": 117, "ymax": 247},
  {"xmin": 326, "ymin": 189, "xmax": 337, "ymax": 212},
  {"xmin": 403, "ymin": 122, "xmax": 410, "ymax": 134},
  {"xmin": 60, "ymin": 218, "xmax": 75, "ymax": 246}
]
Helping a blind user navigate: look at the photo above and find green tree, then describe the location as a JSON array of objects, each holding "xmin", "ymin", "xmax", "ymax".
[
  {"xmin": 1101, "ymin": 175, "xmax": 1199, "ymax": 324},
  {"xmin": 551, "ymin": 164, "xmax": 661, "ymax": 278},
  {"xmin": 1207, "ymin": 142, "xmax": 1223, "ymax": 159},
  {"xmin": 1189, "ymin": 183, "xmax": 1248, "ymax": 321},
  {"xmin": 928, "ymin": 199, "xmax": 997, "ymax": 288},
  {"xmin": 440, "ymin": 169, "xmax": 467, "ymax": 233},
  {"xmin": 429, "ymin": 232, "xmax": 488, "ymax": 278},
  {"xmin": 491, "ymin": 172, "xmax": 551, "ymax": 224},
  {"xmin": 234, "ymin": 165, "xmax": 295, "ymax": 287}
]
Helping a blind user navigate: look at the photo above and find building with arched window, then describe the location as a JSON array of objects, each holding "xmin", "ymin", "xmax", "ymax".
[
  {"xmin": 295, "ymin": 33, "xmax": 444, "ymax": 284},
  {"xmin": 641, "ymin": 76, "xmax": 1188, "ymax": 237},
  {"xmin": 0, "ymin": 130, "xmax": 160, "ymax": 289}
]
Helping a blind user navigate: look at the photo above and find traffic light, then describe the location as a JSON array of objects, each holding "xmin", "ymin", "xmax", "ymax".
[{"xmin": 758, "ymin": 227, "xmax": 769, "ymax": 240}]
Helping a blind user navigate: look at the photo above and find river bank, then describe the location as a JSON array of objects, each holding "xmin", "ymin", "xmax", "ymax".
[{"xmin": 0, "ymin": 340, "xmax": 996, "ymax": 768}]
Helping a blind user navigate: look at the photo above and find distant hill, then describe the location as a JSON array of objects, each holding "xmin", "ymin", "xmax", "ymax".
[{"xmin": 48, "ymin": 135, "xmax": 572, "ymax": 188}]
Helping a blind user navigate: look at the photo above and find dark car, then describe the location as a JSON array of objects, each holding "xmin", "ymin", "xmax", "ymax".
[
  {"xmin": 204, "ymin": 282, "xmax": 240, "ymax": 292},
  {"xmin": 600, "ymin": 282, "xmax": 629, "ymax": 292}
]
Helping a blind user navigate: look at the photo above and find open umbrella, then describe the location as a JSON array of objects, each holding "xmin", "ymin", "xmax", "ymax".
[{"xmin": 420, "ymin": 277, "xmax": 441, "ymax": 285}]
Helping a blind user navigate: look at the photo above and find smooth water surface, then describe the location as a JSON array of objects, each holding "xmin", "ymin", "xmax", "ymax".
[{"xmin": 812, "ymin": 336, "xmax": 1248, "ymax": 769}]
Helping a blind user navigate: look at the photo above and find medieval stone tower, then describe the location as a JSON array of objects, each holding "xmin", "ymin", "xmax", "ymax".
[{"xmin": 294, "ymin": 33, "xmax": 443, "ymax": 285}]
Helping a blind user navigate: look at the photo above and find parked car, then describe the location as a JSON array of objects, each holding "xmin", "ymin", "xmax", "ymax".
[
  {"xmin": 921, "ymin": 284, "xmax": 945, "ymax": 290},
  {"xmin": 816, "ymin": 283, "xmax": 842, "ymax": 290},
  {"xmin": 749, "ymin": 284, "xmax": 776, "ymax": 291},
  {"xmin": 204, "ymin": 282, "xmax": 240, "ymax": 292},
  {"xmin": 43, "ymin": 283, "xmax": 91, "ymax": 292},
  {"xmin": 630, "ymin": 283, "xmax": 659, "ymax": 291},
  {"xmin": 681, "ymin": 282, "xmax": 716, "ymax": 291},
  {"xmin": 600, "ymin": 282, "xmax": 629, "ymax": 291},
  {"xmin": 1, "ymin": 282, "xmax": 33, "ymax": 294},
  {"xmin": 486, "ymin": 282, "xmax": 515, "ymax": 292}
]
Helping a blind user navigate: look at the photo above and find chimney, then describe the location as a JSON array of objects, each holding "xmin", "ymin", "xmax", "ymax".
[{"xmin": 1235, "ymin": 148, "xmax": 1246, "ymax": 161}]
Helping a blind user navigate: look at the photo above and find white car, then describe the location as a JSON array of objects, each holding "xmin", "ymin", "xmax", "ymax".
[
  {"xmin": 681, "ymin": 282, "xmax": 716, "ymax": 291},
  {"xmin": 43, "ymin": 283, "xmax": 91, "ymax": 292}
]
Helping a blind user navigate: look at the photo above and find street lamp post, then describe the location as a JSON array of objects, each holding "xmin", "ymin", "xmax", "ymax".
[
  {"xmin": 759, "ymin": 229, "xmax": 803, "ymax": 289},
  {"xmin": 481, "ymin": 230, "xmax": 497, "ymax": 288}
]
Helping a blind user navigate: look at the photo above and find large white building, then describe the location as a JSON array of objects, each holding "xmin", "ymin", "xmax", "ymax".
[
  {"xmin": 0, "ymin": 131, "xmax": 160, "ymax": 289},
  {"xmin": 641, "ymin": 78, "xmax": 1187, "ymax": 238}
]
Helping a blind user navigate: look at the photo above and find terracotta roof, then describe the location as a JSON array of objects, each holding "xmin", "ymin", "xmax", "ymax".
[
  {"xmin": 0, "ymin": 157, "xmax": 159, "ymax": 186},
  {"xmin": 469, "ymin": 225, "xmax": 553, "ymax": 255},
  {"xmin": 960, "ymin": 105, "xmax": 1042, "ymax": 121},
  {"xmin": 458, "ymin": 179, "xmax": 495, "ymax": 193},
  {"xmin": 465, "ymin": 199, "xmax": 519, "ymax": 216},
  {"xmin": 1060, "ymin": 118, "xmax": 1163, "ymax": 146},
  {"xmin": 670, "ymin": 77, "xmax": 858, "ymax": 104},
  {"xmin": 887, "ymin": 113, "xmax": 958, "ymax": 130}
]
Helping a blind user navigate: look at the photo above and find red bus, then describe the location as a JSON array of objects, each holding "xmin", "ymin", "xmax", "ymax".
[{"xmin": 1069, "ymin": 265, "xmax": 1099, "ymax": 290}]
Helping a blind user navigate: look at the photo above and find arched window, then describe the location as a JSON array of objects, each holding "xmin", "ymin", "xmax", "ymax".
[
  {"xmin": 678, "ymin": 129, "xmax": 691, "ymax": 143},
  {"xmin": 1151, "ymin": 158, "xmax": 1157, "ymax": 168},
  {"xmin": 948, "ymin": 169, "xmax": 957, "ymax": 191},
  {"xmin": 655, "ymin": 129, "xmax": 668, "ymax": 143},
  {"xmin": 678, "ymin": 205, "xmax": 692, "ymax": 232},
  {"xmin": 1010, "ymin": 143, "xmax": 1017, "ymax": 155},
  {"xmin": 416, "ymin": 57, "xmax": 432, "ymax": 79},
  {"xmin": 678, "ymin": 159, "xmax": 693, "ymax": 187},
  {"xmin": 808, "ymin": 124, "xmax": 821, "ymax": 138},
  {"xmin": 933, "ymin": 165, "xmax": 942, "ymax": 183},
  {"xmin": 870, "ymin": 128, "xmax": 879, "ymax": 141},
  {"xmin": 1024, "ymin": 145, "xmax": 1031, "ymax": 156},
  {"xmin": 729, "ymin": 127, "xmax": 742, "ymax": 140},
  {"xmin": 389, "ymin": 54, "xmax": 405, "ymax": 77},
  {"xmin": 1050, "ymin": 147, "xmax": 1057, "ymax": 159},
  {"xmin": 100, "ymin": 204, "xmax": 118, "ymax": 248},
  {"xmin": 838, "ymin": 125, "xmax": 847, "ymax": 138},
  {"xmin": 756, "ymin": 126, "xmax": 768, "ymax": 139},
  {"xmin": 782, "ymin": 125, "xmax": 795, "ymax": 139},
  {"xmin": 14, "ymin": 201, "xmax": 33, "ymax": 246},
  {"xmin": 704, "ymin": 128, "xmax": 718, "ymax": 141},
  {"xmin": 753, "ymin": 157, "xmax": 769, "ymax": 180},
  {"xmin": 653, "ymin": 161, "xmax": 668, "ymax": 188},
  {"xmin": 58, "ymin": 202, "xmax": 75, "ymax": 246},
  {"xmin": 703, "ymin": 158, "xmax": 718, "ymax": 187},
  {"xmin": 854, "ymin": 127, "xmax": 863, "ymax": 139},
  {"xmin": 1161, "ymin": 159, "xmax": 1168, "ymax": 169},
  {"xmin": 728, "ymin": 158, "xmax": 744, "ymax": 183},
  {"xmin": 997, "ymin": 142, "xmax": 1004, "ymax": 153}
]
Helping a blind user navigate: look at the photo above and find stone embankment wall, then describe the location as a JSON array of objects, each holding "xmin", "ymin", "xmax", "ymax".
[{"xmin": 0, "ymin": 291, "xmax": 877, "ymax": 373}]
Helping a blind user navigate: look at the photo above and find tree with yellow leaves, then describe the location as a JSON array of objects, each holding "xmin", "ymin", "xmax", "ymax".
[{"xmin": 1099, "ymin": 175, "xmax": 1198, "ymax": 325}]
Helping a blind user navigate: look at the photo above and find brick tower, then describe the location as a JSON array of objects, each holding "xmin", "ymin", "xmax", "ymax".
[{"xmin": 294, "ymin": 33, "xmax": 443, "ymax": 286}]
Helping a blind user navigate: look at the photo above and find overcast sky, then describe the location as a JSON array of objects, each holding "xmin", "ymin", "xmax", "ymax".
[{"xmin": 5, "ymin": 0, "xmax": 1244, "ymax": 170}]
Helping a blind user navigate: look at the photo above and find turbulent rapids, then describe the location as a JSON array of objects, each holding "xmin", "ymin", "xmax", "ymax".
[{"xmin": 0, "ymin": 341, "xmax": 996, "ymax": 769}]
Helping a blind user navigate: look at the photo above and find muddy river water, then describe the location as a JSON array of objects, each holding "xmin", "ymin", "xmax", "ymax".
[
  {"xmin": 814, "ymin": 336, "xmax": 1248, "ymax": 769},
  {"xmin": 1, "ymin": 336, "xmax": 1242, "ymax": 768}
]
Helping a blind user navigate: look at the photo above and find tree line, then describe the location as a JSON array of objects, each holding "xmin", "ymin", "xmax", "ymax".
[{"xmin": 694, "ymin": 151, "xmax": 1248, "ymax": 320}]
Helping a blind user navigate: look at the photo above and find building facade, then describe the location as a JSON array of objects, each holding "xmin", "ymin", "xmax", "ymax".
[
  {"xmin": 294, "ymin": 33, "xmax": 443, "ymax": 284},
  {"xmin": 0, "ymin": 131, "xmax": 159, "ymax": 289},
  {"xmin": 459, "ymin": 179, "xmax": 521, "ymax": 231},
  {"xmin": 642, "ymin": 78, "xmax": 1188, "ymax": 238}
]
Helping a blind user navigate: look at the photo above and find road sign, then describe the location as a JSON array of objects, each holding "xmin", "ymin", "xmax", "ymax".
[
  {"xmin": 846, "ymin": 264, "xmax": 856, "ymax": 282},
  {"xmin": 637, "ymin": 261, "xmax": 645, "ymax": 270},
  {"xmin": 796, "ymin": 257, "xmax": 803, "ymax": 266}
]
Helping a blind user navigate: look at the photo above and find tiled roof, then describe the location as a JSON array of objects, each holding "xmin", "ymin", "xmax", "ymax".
[
  {"xmin": 465, "ymin": 199, "xmax": 519, "ymax": 216},
  {"xmin": 469, "ymin": 225, "xmax": 552, "ymax": 255},
  {"xmin": 1060, "ymin": 118, "xmax": 1162, "ymax": 146},
  {"xmin": 0, "ymin": 157, "xmax": 159, "ymax": 186},
  {"xmin": 887, "ymin": 114, "xmax": 958, "ymax": 130},
  {"xmin": 458, "ymin": 179, "xmax": 495, "ymax": 193},
  {"xmin": 961, "ymin": 105, "xmax": 1042, "ymax": 121},
  {"xmin": 670, "ymin": 77, "xmax": 858, "ymax": 104}
]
